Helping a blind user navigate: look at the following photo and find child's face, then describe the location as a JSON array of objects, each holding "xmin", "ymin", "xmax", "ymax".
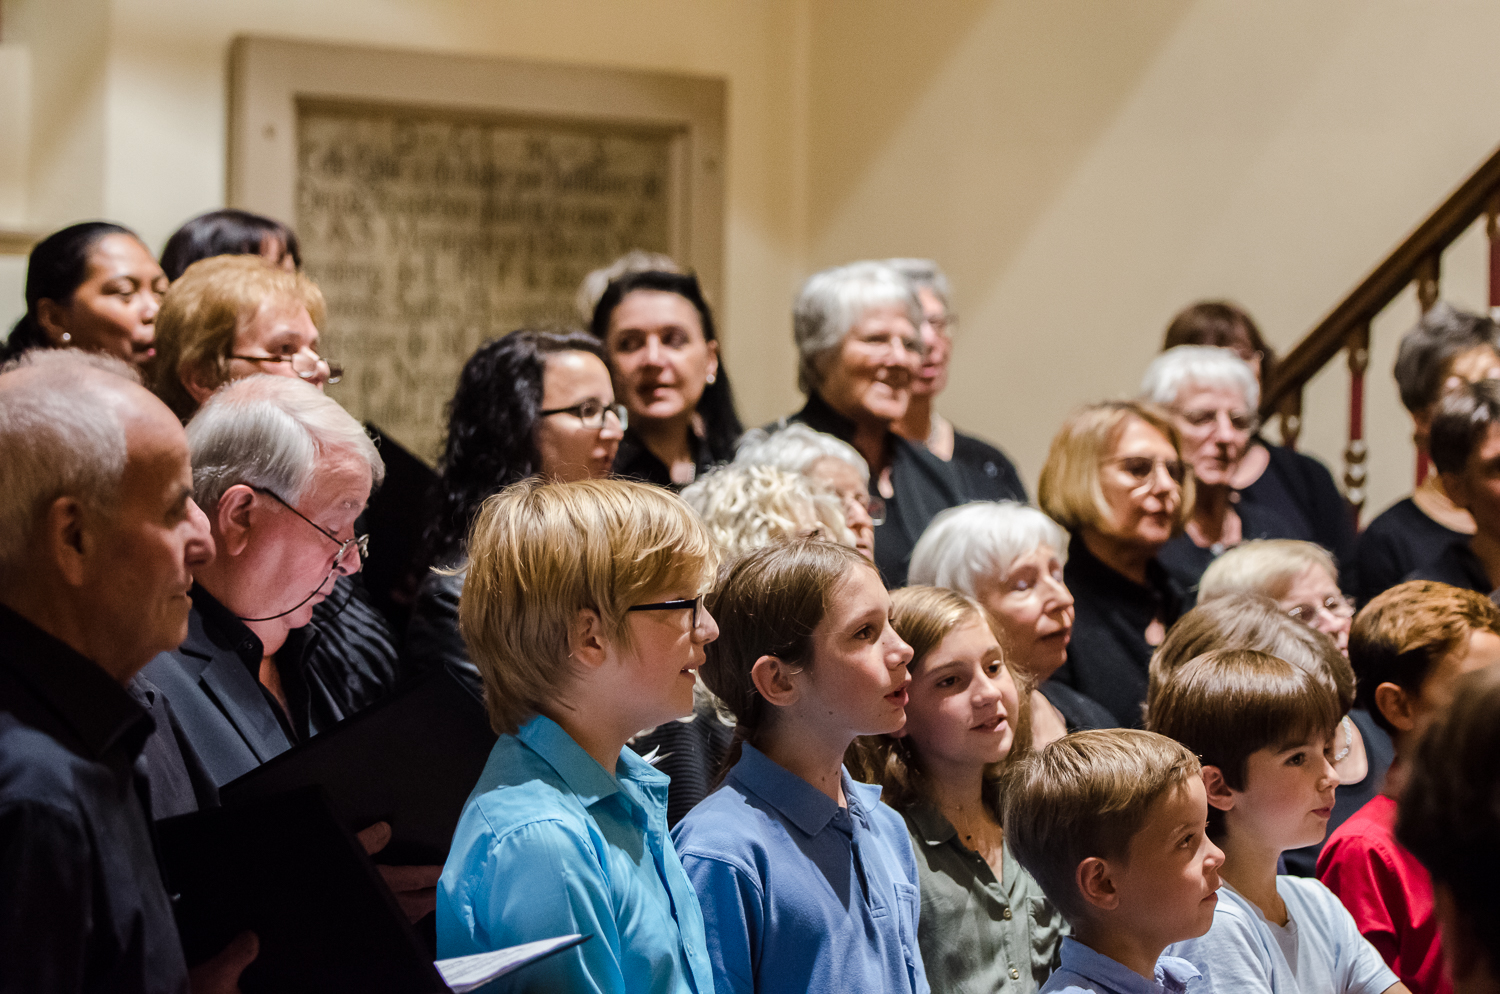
[
  {"xmin": 1111, "ymin": 778, "xmax": 1224, "ymax": 946},
  {"xmin": 615, "ymin": 580, "xmax": 720, "ymax": 729},
  {"xmin": 800, "ymin": 565, "xmax": 915, "ymax": 739},
  {"xmin": 899, "ymin": 617, "xmax": 1021, "ymax": 776},
  {"xmin": 1226, "ymin": 731, "xmax": 1340, "ymax": 853}
]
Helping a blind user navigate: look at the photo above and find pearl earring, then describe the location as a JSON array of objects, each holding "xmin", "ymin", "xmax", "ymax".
[
  {"xmin": 60, "ymin": 332, "xmax": 71, "ymax": 343},
  {"xmin": 706, "ymin": 372, "xmax": 717, "ymax": 385}
]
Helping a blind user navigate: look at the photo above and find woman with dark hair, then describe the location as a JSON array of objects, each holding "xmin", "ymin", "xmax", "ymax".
[
  {"xmin": 160, "ymin": 208, "xmax": 301, "ymax": 281},
  {"xmin": 590, "ymin": 269, "xmax": 742, "ymax": 488},
  {"xmin": 406, "ymin": 328, "xmax": 625, "ymax": 694},
  {"xmin": 1163, "ymin": 300, "xmax": 1356, "ymax": 580},
  {"xmin": 1, "ymin": 221, "xmax": 167, "ymax": 367}
]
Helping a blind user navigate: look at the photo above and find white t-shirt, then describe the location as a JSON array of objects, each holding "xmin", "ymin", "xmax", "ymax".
[{"xmin": 1165, "ymin": 876, "xmax": 1398, "ymax": 994}]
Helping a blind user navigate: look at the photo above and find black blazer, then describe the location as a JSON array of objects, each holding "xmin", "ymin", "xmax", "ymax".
[
  {"xmin": 141, "ymin": 586, "xmax": 325, "ymax": 787},
  {"xmin": 784, "ymin": 392, "xmax": 969, "ymax": 587}
]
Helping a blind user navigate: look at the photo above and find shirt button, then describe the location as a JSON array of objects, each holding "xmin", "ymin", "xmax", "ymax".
[
  {"xmin": 1010, "ymin": 968, "xmax": 1021, "ymax": 980},
  {"xmin": 1002, "ymin": 907, "xmax": 1012, "ymax": 920}
]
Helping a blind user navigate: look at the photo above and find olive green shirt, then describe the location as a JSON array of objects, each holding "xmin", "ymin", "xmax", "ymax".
[{"xmin": 904, "ymin": 802, "xmax": 1066, "ymax": 994}]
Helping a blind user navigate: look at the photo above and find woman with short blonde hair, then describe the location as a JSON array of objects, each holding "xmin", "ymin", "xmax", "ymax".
[
  {"xmin": 1038, "ymin": 400, "xmax": 1192, "ymax": 728},
  {"xmin": 440, "ymin": 477, "xmax": 720, "ymax": 992}
]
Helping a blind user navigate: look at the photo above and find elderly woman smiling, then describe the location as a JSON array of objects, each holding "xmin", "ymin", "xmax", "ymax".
[
  {"xmin": 784, "ymin": 261, "xmax": 969, "ymax": 586},
  {"xmin": 1142, "ymin": 345, "xmax": 1300, "ymax": 592},
  {"xmin": 1039, "ymin": 400, "xmax": 1193, "ymax": 728}
]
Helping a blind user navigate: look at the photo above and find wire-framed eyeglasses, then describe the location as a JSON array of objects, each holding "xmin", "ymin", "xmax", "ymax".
[
  {"xmin": 251, "ymin": 486, "xmax": 368, "ymax": 570},
  {"xmin": 231, "ymin": 351, "xmax": 344, "ymax": 384}
]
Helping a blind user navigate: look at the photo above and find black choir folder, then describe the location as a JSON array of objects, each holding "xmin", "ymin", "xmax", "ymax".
[
  {"xmin": 221, "ymin": 667, "xmax": 499, "ymax": 866},
  {"xmin": 157, "ymin": 787, "xmax": 587, "ymax": 993}
]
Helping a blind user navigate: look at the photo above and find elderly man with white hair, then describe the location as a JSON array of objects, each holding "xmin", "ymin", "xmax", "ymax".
[
  {"xmin": 0, "ymin": 351, "xmax": 256, "ymax": 992},
  {"xmin": 779, "ymin": 261, "xmax": 969, "ymax": 586},
  {"xmin": 1141, "ymin": 345, "xmax": 1304, "ymax": 593}
]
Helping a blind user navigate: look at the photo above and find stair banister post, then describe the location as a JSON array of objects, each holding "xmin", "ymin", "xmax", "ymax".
[{"xmin": 1345, "ymin": 322, "xmax": 1370, "ymax": 526}]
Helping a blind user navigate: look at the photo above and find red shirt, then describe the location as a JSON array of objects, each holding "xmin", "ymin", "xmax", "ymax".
[{"xmin": 1317, "ymin": 793, "xmax": 1450, "ymax": 994}]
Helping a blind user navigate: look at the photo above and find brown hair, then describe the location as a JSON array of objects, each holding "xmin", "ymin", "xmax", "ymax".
[
  {"xmin": 701, "ymin": 539, "xmax": 876, "ymax": 774},
  {"xmin": 460, "ymin": 477, "xmax": 718, "ymax": 735},
  {"xmin": 1163, "ymin": 300, "xmax": 1277, "ymax": 387},
  {"xmin": 1147, "ymin": 591, "xmax": 1354, "ymax": 722},
  {"xmin": 848, "ymin": 586, "xmax": 1033, "ymax": 821},
  {"xmin": 147, "ymin": 254, "xmax": 327, "ymax": 420},
  {"xmin": 1350, "ymin": 580, "xmax": 1500, "ymax": 736},
  {"xmin": 1001, "ymin": 729, "xmax": 1201, "ymax": 924},
  {"xmin": 1037, "ymin": 400, "xmax": 1194, "ymax": 535},
  {"xmin": 1148, "ymin": 648, "xmax": 1342, "ymax": 837}
]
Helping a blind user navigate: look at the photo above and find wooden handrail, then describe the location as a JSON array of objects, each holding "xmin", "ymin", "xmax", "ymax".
[{"xmin": 1259, "ymin": 140, "xmax": 1500, "ymax": 522}]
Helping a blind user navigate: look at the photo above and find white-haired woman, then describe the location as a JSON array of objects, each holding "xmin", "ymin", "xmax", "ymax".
[
  {"xmin": 910, "ymin": 501, "xmax": 1116, "ymax": 748},
  {"xmin": 783, "ymin": 261, "xmax": 969, "ymax": 586},
  {"xmin": 735, "ymin": 422, "xmax": 881, "ymax": 560},
  {"xmin": 1141, "ymin": 345, "xmax": 1301, "ymax": 592}
]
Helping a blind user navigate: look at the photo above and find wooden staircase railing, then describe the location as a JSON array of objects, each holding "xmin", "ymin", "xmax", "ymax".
[{"xmin": 1261, "ymin": 142, "xmax": 1500, "ymax": 523}]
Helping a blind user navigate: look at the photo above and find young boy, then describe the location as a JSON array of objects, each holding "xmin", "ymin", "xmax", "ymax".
[
  {"xmin": 1002, "ymin": 729, "xmax": 1224, "ymax": 993},
  {"xmin": 1395, "ymin": 663, "xmax": 1500, "ymax": 994},
  {"xmin": 1150, "ymin": 648, "xmax": 1404, "ymax": 994},
  {"xmin": 1318, "ymin": 581, "xmax": 1500, "ymax": 994}
]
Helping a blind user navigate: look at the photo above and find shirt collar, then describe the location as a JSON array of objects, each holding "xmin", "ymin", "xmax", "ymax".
[
  {"xmin": 1055, "ymin": 936, "xmax": 1201, "ymax": 994},
  {"xmin": 905, "ymin": 798, "xmax": 958, "ymax": 847},
  {"xmin": 0, "ymin": 603, "xmax": 154, "ymax": 761},
  {"xmin": 517, "ymin": 714, "xmax": 669, "ymax": 808},
  {"xmin": 728, "ymin": 743, "xmax": 881, "ymax": 836}
]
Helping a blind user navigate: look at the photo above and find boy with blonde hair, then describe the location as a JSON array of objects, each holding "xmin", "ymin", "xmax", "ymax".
[
  {"xmin": 1002, "ymin": 729, "xmax": 1223, "ymax": 993},
  {"xmin": 1152, "ymin": 648, "xmax": 1404, "ymax": 994},
  {"xmin": 1318, "ymin": 581, "xmax": 1500, "ymax": 994}
]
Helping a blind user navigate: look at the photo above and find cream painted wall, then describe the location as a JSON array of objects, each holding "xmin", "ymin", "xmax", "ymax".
[{"xmin": 8, "ymin": 0, "xmax": 1500, "ymax": 522}]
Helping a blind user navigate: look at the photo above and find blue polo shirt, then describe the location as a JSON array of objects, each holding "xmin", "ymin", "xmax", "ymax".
[
  {"xmin": 1041, "ymin": 937, "xmax": 1202, "ymax": 994},
  {"xmin": 671, "ymin": 743, "xmax": 929, "ymax": 994},
  {"xmin": 437, "ymin": 714, "xmax": 714, "ymax": 993}
]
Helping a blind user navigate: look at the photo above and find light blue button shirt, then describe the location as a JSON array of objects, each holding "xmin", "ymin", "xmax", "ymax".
[
  {"xmin": 672, "ymin": 743, "xmax": 929, "ymax": 994},
  {"xmin": 1041, "ymin": 937, "xmax": 1202, "ymax": 994},
  {"xmin": 438, "ymin": 715, "xmax": 714, "ymax": 994}
]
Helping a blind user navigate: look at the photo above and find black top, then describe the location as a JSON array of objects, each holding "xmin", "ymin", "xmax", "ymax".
[
  {"xmin": 1407, "ymin": 539, "xmax": 1493, "ymax": 596},
  {"xmin": 0, "ymin": 604, "xmax": 190, "ymax": 993},
  {"xmin": 1051, "ymin": 533, "xmax": 1184, "ymax": 729},
  {"xmin": 949, "ymin": 430, "xmax": 1027, "ymax": 504},
  {"xmin": 1237, "ymin": 441, "xmax": 1357, "ymax": 580},
  {"xmin": 1156, "ymin": 498, "xmax": 1300, "ymax": 602},
  {"xmin": 141, "ymin": 585, "xmax": 338, "ymax": 787},
  {"xmin": 403, "ymin": 569, "xmax": 479, "ymax": 702},
  {"xmin": 612, "ymin": 426, "xmax": 723, "ymax": 491},
  {"xmin": 358, "ymin": 424, "xmax": 438, "ymax": 631},
  {"xmin": 129, "ymin": 675, "xmax": 219, "ymax": 820},
  {"xmin": 1354, "ymin": 497, "xmax": 1470, "ymax": 605},
  {"xmin": 627, "ymin": 699, "xmax": 736, "ymax": 828},
  {"xmin": 1037, "ymin": 679, "xmax": 1118, "ymax": 732},
  {"xmin": 306, "ymin": 576, "xmax": 407, "ymax": 719},
  {"xmin": 784, "ymin": 393, "xmax": 969, "ymax": 587},
  {"xmin": 1282, "ymin": 708, "xmax": 1394, "ymax": 878}
]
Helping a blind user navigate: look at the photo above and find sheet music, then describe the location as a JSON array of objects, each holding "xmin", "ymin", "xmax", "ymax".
[{"xmin": 435, "ymin": 933, "xmax": 589, "ymax": 992}]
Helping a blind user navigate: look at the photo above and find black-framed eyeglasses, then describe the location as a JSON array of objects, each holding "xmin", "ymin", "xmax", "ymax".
[
  {"xmin": 1102, "ymin": 455, "xmax": 1188, "ymax": 487},
  {"xmin": 627, "ymin": 596, "xmax": 701, "ymax": 630},
  {"xmin": 539, "ymin": 398, "xmax": 628, "ymax": 431},
  {"xmin": 231, "ymin": 351, "xmax": 344, "ymax": 384},
  {"xmin": 251, "ymin": 486, "xmax": 369, "ymax": 570}
]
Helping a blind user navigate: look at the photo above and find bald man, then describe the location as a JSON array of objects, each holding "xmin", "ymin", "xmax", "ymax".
[{"xmin": 0, "ymin": 351, "xmax": 249, "ymax": 993}]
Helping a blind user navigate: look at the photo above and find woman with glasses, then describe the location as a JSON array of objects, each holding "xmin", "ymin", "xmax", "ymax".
[
  {"xmin": 1142, "ymin": 345, "xmax": 1304, "ymax": 593},
  {"xmin": 1163, "ymin": 300, "xmax": 1357, "ymax": 577},
  {"xmin": 589, "ymin": 269, "xmax": 742, "ymax": 489},
  {"xmin": 782, "ymin": 260, "xmax": 969, "ymax": 587},
  {"xmin": 407, "ymin": 328, "xmax": 624, "ymax": 698},
  {"xmin": 1038, "ymin": 400, "xmax": 1193, "ymax": 728},
  {"xmin": 734, "ymin": 422, "xmax": 882, "ymax": 561}
]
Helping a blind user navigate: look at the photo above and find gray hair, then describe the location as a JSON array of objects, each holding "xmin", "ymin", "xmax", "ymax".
[
  {"xmin": 1197, "ymin": 539, "xmax": 1340, "ymax": 604},
  {"xmin": 681, "ymin": 463, "xmax": 854, "ymax": 559},
  {"xmin": 1140, "ymin": 345, "xmax": 1260, "ymax": 411},
  {"xmin": 884, "ymin": 258, "xmax": 952, "ymax": 312},
  {"xmin": 188, "ymin": 375, "xmax": 385, "ymax": 514},
  {"xmin": 734, "ymin": 422, "xmax": 870, "ymax": 486},
  {"xmin": 909, "ymin": 501, "xmax": 1069, "ymax": 597},
  {"xmin": 793, "ymin": 260, "xmax": 923, "ymax": 395},
  {"xmin": 0, "ymin": 350, "xmax": 139, "ymax": 578},
  {"xmin": 574, "ymin": 249, "xmax": 682, "ymax": 325},
  {"xmin": 1393, "ymin": 302, "xmax": 1500, "ymax": 414}
]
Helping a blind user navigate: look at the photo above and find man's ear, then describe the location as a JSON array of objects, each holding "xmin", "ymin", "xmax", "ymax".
[
  {"xmin": 568, "ymin": 608, "xmax": 609, "ymax": 672},
  {"xmin": 214, "ymin": 485, "xmax": 256, "ymax": 558},
  {"xmin": 43, "ymin": 496, "xmax": 91, "ymax": 587},
  {"xmin": 1075, "ymin": 857, "xmax": 1119, "ymax": 912},
  {"xmin": 1374, "ymin": 681, "xmax": 1418, "ymax": 734},
  {"xmin": 1201, "ymin": 766, "xmax": 1236, "ymax": 812},
  {"xmin": 750, "ymin": 654, "xmax": 800, "ymax": 708}
]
